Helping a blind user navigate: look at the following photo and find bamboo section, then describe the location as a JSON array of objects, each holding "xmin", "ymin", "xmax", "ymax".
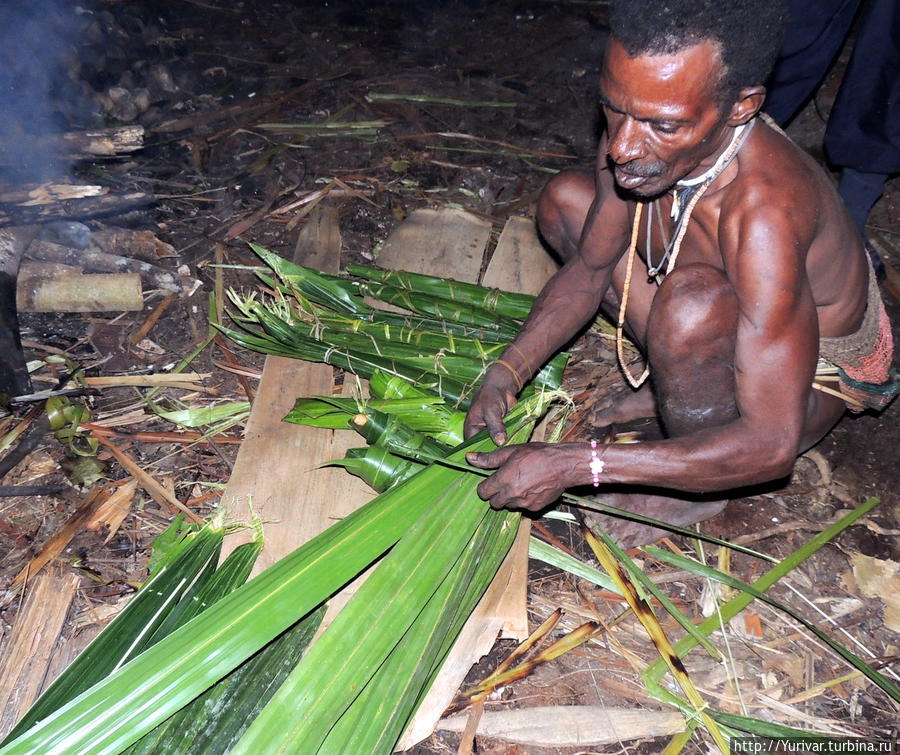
[
  {"xmin": 0, "ymin": 566, "xmax": 80, "ymax": 739},
  {"xmin": 16, "ymin": 267, "xmax": 143, "ymax": 312}
]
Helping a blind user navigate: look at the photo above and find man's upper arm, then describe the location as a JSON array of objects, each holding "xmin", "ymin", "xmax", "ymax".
[{"xmin": 726, "ymin": 200, "xmax": 818, "ymax": 448}]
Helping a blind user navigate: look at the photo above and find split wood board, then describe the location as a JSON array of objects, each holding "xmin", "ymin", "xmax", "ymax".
[
  {"xmin": 398, "ymin": 214, "xmax": 558, "ymax": 750},
  {"xmin": 376, "ymin": 207, "xmax": 491, "ymax": 278},
  {"xmin": 219, "ymin": 207, "xmax": 558, "ymax": 748},
  {"xmin": 219, "ymin": 204, "xmax": 372, "ymax": 576},
  {"xmin": 0, "ymin": 566, "xmax": 80, "ymax": 738}
]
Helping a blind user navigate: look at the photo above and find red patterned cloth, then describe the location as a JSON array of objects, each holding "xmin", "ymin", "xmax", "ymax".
[{"xmin": 836, "ymin": 300, "xmax": 898, "ymax": 412}]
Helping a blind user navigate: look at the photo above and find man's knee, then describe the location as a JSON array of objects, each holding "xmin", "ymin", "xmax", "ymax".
[
  {"xmin": 649, "ymin": 264, "xmax": 738, "ymax": 351},
  {"xmin": 536, "ymin": 170, "xmax": 593, "ymax": 259}
]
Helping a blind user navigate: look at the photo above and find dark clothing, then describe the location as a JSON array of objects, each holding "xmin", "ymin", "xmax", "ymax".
[
  {"xmin": 824, "ymin": 0, "xmax": 900, "ymax": 174},
  {"xmin": 765, "ymin": 0, "xmax": 861, "ymax": 126},
  {"xmin": 766, "ymin": 0, "xmax": 900, "ymax": 174}
]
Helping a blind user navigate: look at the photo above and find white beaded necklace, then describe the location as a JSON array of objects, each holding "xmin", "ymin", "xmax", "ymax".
[{"xmin": 615, "ymin": 118, "xmax": 756, "ymax": 388}]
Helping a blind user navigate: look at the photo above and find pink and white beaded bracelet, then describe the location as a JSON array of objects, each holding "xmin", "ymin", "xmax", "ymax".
[{"xmin": 589, "ymin": 439, "xmax": 605, "ymax": 487}]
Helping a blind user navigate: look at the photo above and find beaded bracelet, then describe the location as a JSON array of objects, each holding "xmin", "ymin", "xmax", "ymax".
[{"xmin": 589, "ymin": 439, "xmax": 605, "ymax": 487}]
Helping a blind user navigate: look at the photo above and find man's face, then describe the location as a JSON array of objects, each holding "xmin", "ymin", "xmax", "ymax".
[{"xmin": 599, "ymin": 38, "xmax": 731, "ymax": 197}]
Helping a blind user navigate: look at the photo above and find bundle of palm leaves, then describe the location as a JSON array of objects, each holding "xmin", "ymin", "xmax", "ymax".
[{"xmin": 1, "ymin": 247, "xmax": 568, "ymax": 754}]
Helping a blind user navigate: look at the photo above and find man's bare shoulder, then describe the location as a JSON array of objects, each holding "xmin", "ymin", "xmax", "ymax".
[
  {"xmin": 718, "ymin": 119, "xmax": 868, "ymax": 330},
  {"xmin": 731, "ymin": 121, "xmax": 833, "ymax": 220}
]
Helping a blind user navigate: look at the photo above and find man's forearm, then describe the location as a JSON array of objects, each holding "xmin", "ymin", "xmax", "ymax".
[
  {"xmin": 593, "ymin": 419, "xmax": 800, "ymax": 493},
  {"xmin": 496, "ymin": 261, "xmax": 609, "ymax": 381}
]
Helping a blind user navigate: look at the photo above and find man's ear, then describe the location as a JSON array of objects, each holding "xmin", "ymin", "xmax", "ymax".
[{"xmin": 726, "ymin": 86, "xmax": 766, "ymax": 126}]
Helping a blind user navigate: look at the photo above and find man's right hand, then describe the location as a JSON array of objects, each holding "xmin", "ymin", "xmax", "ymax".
[{"xmin": 463, "ymin": 364, "xmax": 521, "ymax": 445}]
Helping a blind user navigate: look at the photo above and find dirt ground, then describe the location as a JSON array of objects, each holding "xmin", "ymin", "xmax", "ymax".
[{"xmin": 0, "ymin": 1, "xmax": 897, "ymax": 752}]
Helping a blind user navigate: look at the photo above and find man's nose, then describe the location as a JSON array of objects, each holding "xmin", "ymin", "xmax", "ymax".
[{"xmin": 607, "ymin": 116, "xmax": 644, "ymax": 165}]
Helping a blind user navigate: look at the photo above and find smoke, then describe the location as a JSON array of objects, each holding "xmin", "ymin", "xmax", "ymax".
[{"xmin": 0, "ymin": 0, "xmax": 94, "ymax": 183}]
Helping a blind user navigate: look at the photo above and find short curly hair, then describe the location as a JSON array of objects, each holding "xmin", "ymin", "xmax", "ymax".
[{"xmin": 609, "ymin": 0, "xmax": 788, "ymax": 102}]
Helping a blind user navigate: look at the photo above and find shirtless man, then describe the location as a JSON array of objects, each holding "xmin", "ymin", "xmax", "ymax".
[{"xmin": 463, "ymin": 0, "xmax": 897, "ymax": 545}]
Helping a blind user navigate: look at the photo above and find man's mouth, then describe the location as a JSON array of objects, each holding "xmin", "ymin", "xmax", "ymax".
[
  {"xmin": 614, "ymin": 167, "xmax": 650, "ymax": 189},
  {"xmin": 612, "ymin": 161, "xmax": 666, "ymax": 190}
]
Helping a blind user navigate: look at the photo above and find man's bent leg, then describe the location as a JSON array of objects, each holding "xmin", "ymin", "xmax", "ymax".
[
  {"xmin": 589, "ymin": 264, "xmax": 740, "ymax": 546},
  {"xmin": 536, "ymin": 170, "xmax": 594, "ymax": 264},
  {"xmin": 647, "ymin": 263, "xmax": 740, "ymax": 436},
  {"xmin": 538, "ymin": 171, "xmax": 660, "ymax": 426}
]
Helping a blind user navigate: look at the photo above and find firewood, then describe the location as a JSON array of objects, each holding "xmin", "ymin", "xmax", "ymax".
[
  {"xmin": 0, "ymin": 127, "xmax": 145, "ymax": 165},
  {"xmin": 0, "ymin": 190, "xmax": 153, "ymax": 226},
  {"xmin": 0, "ymin": 565, "xmax": 81, "ymax": 739},
  {"xmin": 24, "ymin": 239, "xmax": 193, "ymax": 293},
  {"xmin": 0, "ymin": 226, "xmax": 39, "ymax": 398},
  {"xmin": 89, "ymin": 228, "xmax": 176, "ymax": 263},
  {"xmin": 55, "ymin": 125, "xmax": 145, "ymax": 158},
  {"xmin": 0, "ymin": 182, "xmax": 106, "ymax": 206}
]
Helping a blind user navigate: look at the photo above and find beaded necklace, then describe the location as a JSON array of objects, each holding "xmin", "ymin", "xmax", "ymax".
[{"xmin": 615, "ymin": 118, "xmax": 756, "ymax": 388}]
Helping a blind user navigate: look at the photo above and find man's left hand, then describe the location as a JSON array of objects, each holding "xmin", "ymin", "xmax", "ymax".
[{"xmin": 466, "ymin": 443, "xmax": 568, "ymax": 512}]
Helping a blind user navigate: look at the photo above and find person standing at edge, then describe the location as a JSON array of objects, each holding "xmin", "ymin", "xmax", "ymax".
[{"xmin": 463, "ymin": 0, "xmax": 898, "ymax": 546}]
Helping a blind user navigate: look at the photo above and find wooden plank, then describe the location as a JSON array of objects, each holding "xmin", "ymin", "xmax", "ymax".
[
  {"xmin": 480, "ymin": 215, "xmax": 557, "ymax": 640},
  {"xmin": 483, "ymin": 215, "xmax": 558, "ymax": 294},
  {"xmin": 311, "ymin": 208, "xmax": 497, "ymax": 629},
  {"xmin": 375, "ymin": 207, "xmax": 492, "ymax": 282},
  {"xmin": 0, "ymin": 566, "xmax": 80, "ymax": 738},
  {"xmin": 399, "ymin": 214, "xmax": 559, "ymax": 749},
  {"xmin": 221, "ymin": 206, "xmax": 493, "ymax": 578},
  {"xmin": 220, "ymin": 204, "xmax": 372, "ymax": 575}
]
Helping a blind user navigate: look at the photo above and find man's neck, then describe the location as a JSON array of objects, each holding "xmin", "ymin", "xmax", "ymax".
[{"xmin": 676, "ymin": 119, "xmax": 754, "ymax": 190}]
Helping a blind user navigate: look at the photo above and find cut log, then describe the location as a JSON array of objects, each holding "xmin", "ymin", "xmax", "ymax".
[
  {"xmin": 16, "ymin": 264, "xmax": 143, "ymax": 312},
  {"xmin": 0, "ymin": 190, "xmax": 153, "ymax": 226},
  {"xmin": 0, "ymin": 565, "xmax": 81, "ymax": 739}
]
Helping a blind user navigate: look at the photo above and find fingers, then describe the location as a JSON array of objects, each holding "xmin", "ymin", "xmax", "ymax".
[
  {"xmin": 462, "ymin": 414, "xmax": 483, "ymax": 440},
  {"xmin": 466, "ymin": 446, "xmax": 518, "ymax": 469},
  {"xmin": 484, "ymin": 412, "xmax": 507, "ymax": 446},
  {"xmin": 464, "ymin": 404, "xmax": 507, "ymax": 444}
]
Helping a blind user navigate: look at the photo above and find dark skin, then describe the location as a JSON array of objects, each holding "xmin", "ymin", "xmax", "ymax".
[{"xmin": 463, "ymin": 39, "xmax": 867, "ymax": 537}]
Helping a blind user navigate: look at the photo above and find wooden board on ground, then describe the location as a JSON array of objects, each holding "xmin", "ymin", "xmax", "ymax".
[
  {"xmin": 376, "ymin": 207, "xmax": 492, "ymax": 276},
  {"xmin": 0, "ymin": 566, "xmax": 80, "ymax": 738},
  {"xmin": 220, "ymin": 204, "xmax": 372, "ymax": 576},
  {"xmin": 486, "ymin": 215, "xmax": 558, "ymax": 296},
  {"xmin": 220, "ymin": 207, "xmax": 558, "ymax": 749},
  {"xmin": 220, "ymin": 206, "xmax": 494, "ymax": 579},
  {"xmin": 477, "ymin": 215, "xmax": 558, "ymax": 638},
  {"xmin": 398, "ymin": 214, "xmax": 559, "ymax": 750}
]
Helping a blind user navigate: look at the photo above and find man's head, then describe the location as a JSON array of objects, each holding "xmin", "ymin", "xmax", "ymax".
[
  {"xmin": 600, "ymin": 0, "xmax": 787, "ymax": 196},
  {"xmin": 609, "ymin": 0, "xmax": 787, "ymax": 104}
]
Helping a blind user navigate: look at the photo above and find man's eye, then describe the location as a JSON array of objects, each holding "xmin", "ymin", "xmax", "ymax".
[{"xmin": 652, "ymin": 123, "xmax": 679, "ymax": 134}]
